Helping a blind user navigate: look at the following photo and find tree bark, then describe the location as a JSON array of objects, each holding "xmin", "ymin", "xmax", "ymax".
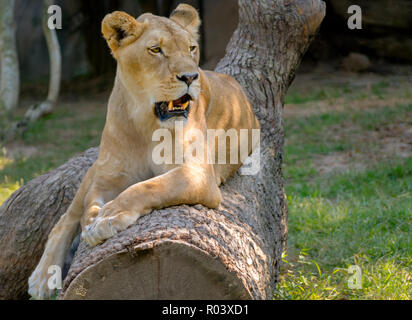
[
  {"xmin": 0, "ymin": 0, "xmax": 325, "ymax": 300},
  {"xmin": 0, "ymin": 148, "xmax": 98, "ymax": 300},
  {"xmin": 4, "ymin": 0, "xmax": 62, "ymax": 142},
  {"xmin": 0, "ymin": 0, "xmax": 19, "ymax": 134}
]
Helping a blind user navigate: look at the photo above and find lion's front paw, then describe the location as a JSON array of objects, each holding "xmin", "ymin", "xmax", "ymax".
[
  {"xmin": 81, "ymin": 216, "xmax": 118, "ymax": 247},
  {"xmin": 81, "ymin": 201, "xmax": 140, "ymax": 247},
  {"xmin": 28, "ymin": 263, "xmax": 55, "ymax": 300}
]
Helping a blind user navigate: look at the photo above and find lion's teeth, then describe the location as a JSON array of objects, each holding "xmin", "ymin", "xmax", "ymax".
[
  {"xmin": 168, "ymin": 101, "xmax": 174, "ymax": 111},
  {"xmin": 182, "ymin": 101, "xmax": 189, "ymax": 110}
]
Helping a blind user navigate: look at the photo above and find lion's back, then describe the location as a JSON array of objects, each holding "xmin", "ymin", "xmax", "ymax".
[
  {"xmin": 203, "ymin": 70, "xmax": 260, "ymax": 133},
  {"xmin": 201, "ymin": 70, "xmax": 260, "ymax": 184}
]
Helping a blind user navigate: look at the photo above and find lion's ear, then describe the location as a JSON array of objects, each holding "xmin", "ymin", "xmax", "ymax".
[
  {"xmin": 170, "ymin": 4, "xmax": 201, "ymax": 40},
  {"xmin": 102, "ymin": 11, "xmax": 144, "ymax": 56}
]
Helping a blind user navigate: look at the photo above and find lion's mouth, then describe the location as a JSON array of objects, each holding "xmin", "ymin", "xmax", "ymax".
[{"xmin": 154, "ymin": 94, "xmax": 192, "ymax": 121}]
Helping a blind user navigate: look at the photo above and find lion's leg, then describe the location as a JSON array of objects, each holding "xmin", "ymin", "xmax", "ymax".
[
  {"xmin": 28, "ymin": 166, "xmax": 96, "ymax": 300},
  {"xmin": 80, "ymin": 183, "xmax": 111, "ymax": 229},
  {"xmin": 79, "ymin": 168, "xmax": 138, "ymax": 242},
  {"xmin": 83, "ymin": 165, "xmax": 221, "ymax": 246}
]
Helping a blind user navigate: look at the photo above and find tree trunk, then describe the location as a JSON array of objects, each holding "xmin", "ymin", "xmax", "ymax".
[
  {"xmin": 0, "ymin": 0, "xmax": 19, "ymax": 135},
  {"xmin": 3, "ymin": 0, "xmax": 62, "ymax": 142},
  {"xmin": 0, "ymin": 0, "xmax": 325, "ymax": 300}
]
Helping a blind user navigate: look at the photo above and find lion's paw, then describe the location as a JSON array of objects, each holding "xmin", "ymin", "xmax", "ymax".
[
  {"xmin": 28, "ymin": 264, "xmax": 55, "ymax": 300},
  {"xmin": 81, "ymin": 208, "xmax": 139, "ymax": 247},
  {"xmin": 81, "ymin": 216, "xmax": 117, "ymax": 247}
]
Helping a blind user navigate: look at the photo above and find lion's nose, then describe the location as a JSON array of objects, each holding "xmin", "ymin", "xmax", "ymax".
[{"xmin": 177, "ymin": 73, "xmax": 199, "ymax": 86}]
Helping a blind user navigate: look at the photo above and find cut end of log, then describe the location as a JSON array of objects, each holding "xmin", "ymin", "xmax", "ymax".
[{"xmin": 62, "ymin": 241, "xmax": 250, "ymax": 300}]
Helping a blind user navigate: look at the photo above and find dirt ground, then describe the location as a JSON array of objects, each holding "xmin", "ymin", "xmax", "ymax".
[{"xmin": 285, "ymin": 63, "xmax": 412, "ymax": 174}]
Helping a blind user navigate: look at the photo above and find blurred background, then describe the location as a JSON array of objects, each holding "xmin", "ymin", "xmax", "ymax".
[
  {"xmin": 1, "ymin": 0, "xmax": 411, "ymax": 300},
  {"xmin": 13, "ymin": 0, "xmax": 412, "ymax": 82}
]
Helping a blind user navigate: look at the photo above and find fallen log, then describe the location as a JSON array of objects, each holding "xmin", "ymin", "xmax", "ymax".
[{"xmin": 0, "ymin": 0, "xmax": 325, "ymax": 300}]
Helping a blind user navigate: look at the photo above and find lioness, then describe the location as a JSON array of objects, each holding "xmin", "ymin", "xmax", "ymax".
[{"xmin": 28, "ymin": 4, "xmax": 260, "ymax": 299}]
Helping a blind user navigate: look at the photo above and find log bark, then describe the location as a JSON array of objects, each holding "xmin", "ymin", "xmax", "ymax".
[
  {"xmin": 0, "ymin": 148, "xmax": 98, "ymax": 299},
  {"xmin": 0, "ymin": 0, "xmax": 325, "ymax": 300}
]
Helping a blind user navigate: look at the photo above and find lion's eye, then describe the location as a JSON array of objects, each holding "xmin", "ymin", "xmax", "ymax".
[
  {"xmin": 189, "ymin": 46, "xmax": 197, "ymax": 53},
  {"xmin": 149, "ymin": 47, "xmax": 162, "ymax": 54}
]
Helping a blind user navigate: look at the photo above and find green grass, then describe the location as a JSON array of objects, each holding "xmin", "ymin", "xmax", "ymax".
[
  {"xmin": 285, "ymin": 86, "xmax": 351, "ymax": 104},
  {"xmin": 285, "ymin": 80, "xmax": 392, "ymax": 105},
  {"xmin": 284, "ymin": 103, "xmax": 412, "ymax": 168},
  {"xmin": 0, "ymin": 101, "xmax": 106, "ymax": 205},
  {"xmin": 278, "ymin": 96, "xmax": 412, "ymax": 299},
  {"xmin": 371, "ymin": 81, "xmax": 390, "ymax": 99}
]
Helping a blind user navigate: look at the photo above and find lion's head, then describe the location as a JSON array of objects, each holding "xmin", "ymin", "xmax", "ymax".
[{"xmin": 102, "ymin": 4, "xmax": 202, "ymax": 124}]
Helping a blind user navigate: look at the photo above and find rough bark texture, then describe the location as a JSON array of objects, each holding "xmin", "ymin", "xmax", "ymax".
[
  {"xmin": 0, "ymin": 148, "xmax": 98, "ymax": 299},
  {"xmin": 0, "ymin": 0, "xmax": 20, "ymax": 131},
  {"xmin": 0, "ymin": 0, "xmax": 325, "ymax": 300}
]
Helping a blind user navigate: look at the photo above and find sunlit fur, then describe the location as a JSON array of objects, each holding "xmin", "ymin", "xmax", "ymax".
[
  {"xmin": 28, "ymin": 4, "xmax": 260, "ymax": 300},
  {"xmin": 112, "ymin": 11, "xmax": 202, "ymax": 128}
]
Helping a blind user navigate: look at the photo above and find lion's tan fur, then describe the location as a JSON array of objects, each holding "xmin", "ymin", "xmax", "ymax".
[{"xmin": 28, "ymin": 4, "xmax": 260, "ymax": 299}]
